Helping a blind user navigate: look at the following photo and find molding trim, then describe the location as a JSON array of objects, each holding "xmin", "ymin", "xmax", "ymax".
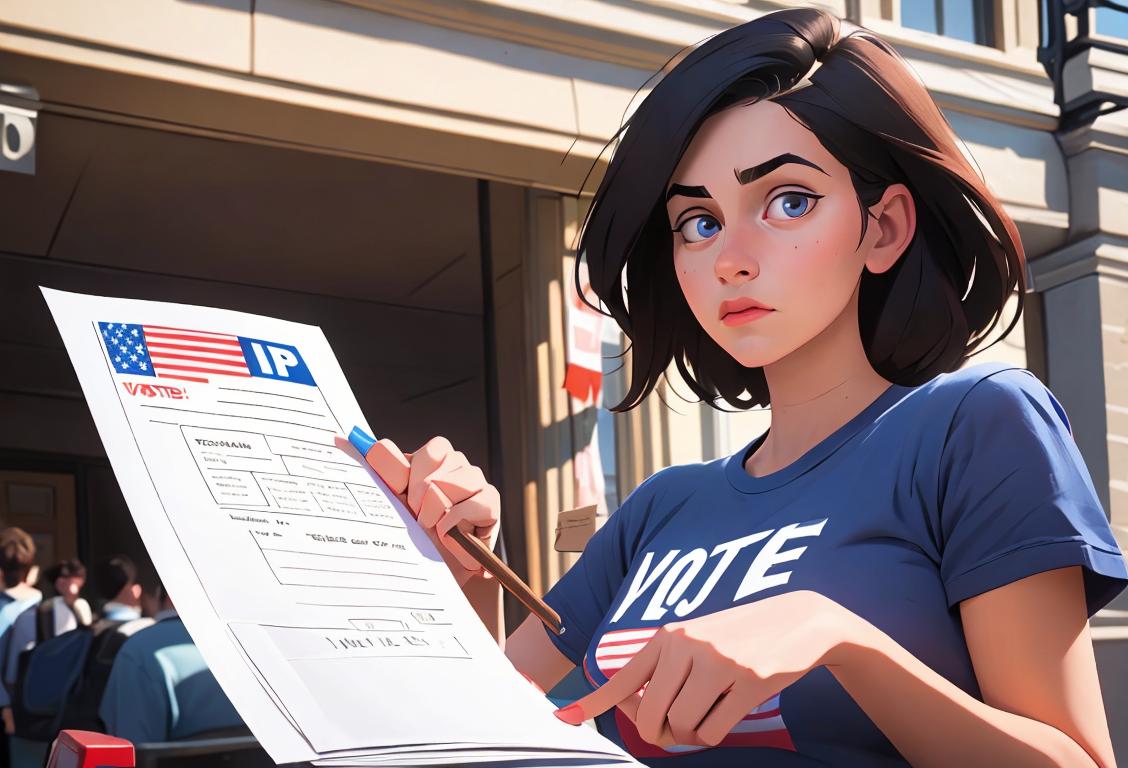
[
  {"xmin": 2, "ymin": 0, "xmax": 1059, "ymax": 131},
  {"xmin": 1028, "ymin": 233, "xmax": 1128, "ymax": 292},
  {"xmin": 1059, "ymin": 122, "xmax": 1128, "ymax": 155},
  {"xmin": 0, "ymin": 0, "xmax": 1063, "ymax": 187},
  {"xmin": 0, "ymin": 38, "xmax": 609, "ymax": 194},
  {"xmin": 1091, "ymin": 607, "xmax": 1128, "ymax": 641},
  {"xmin": 332, "ymin": 0, "xmax": 708, "ymax": 71},
  {"xmin": 332, "ymin": 0, "xmax": 1048, "ymax": 76}
]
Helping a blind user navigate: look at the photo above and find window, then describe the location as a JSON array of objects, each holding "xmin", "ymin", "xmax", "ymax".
[
  {"xmin": 1096, "ymin": 4, "xmax": 1128, "ymax": 38},
  {"xmin": 901, "ymin": 0, "xmax": 996, "ymax": 46}
]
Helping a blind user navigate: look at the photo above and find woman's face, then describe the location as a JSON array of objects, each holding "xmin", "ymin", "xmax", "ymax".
[{"xmin": 666, "ymin": 100, "xmax": 883, "ymax": 370}]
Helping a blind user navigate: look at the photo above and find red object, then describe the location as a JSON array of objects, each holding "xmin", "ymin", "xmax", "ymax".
[
  {"xmin": 553, "ymin": 703, "xmax": 584, "ymax": 726},
  {"xmin": 563, "ymin": 363, "xmax": 602, "ymax": 402},
  {"xmin": 47, "ymin": 730, "xmax": 135, "ymax": 768}
]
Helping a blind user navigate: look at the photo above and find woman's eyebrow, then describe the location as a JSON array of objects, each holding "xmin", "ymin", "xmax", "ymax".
[
  {"xmin": 665, "ymin": 183, "xmax": 711, "ymax": 202},
  {"xmin": 734, "ymin": 153, "xmax": 827, "ymax": 184}
]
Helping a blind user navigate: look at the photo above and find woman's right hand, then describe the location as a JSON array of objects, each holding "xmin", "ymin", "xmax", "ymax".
[{"xmin": 356, "ymin": 433, "xmax": 500, "ymax": 587}]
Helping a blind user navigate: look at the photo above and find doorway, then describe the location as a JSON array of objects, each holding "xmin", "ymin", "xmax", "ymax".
[{"xmin": 0, "ymin": 470, "xmax": 77, "ymax": 571}]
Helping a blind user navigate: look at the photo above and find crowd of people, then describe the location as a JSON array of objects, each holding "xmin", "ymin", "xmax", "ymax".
[{"xmin": 0, "ymin": 527, "xmax": 243, "ymax": 766}]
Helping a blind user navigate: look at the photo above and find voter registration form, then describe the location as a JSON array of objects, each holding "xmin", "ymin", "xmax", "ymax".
[{"xmin": 44, "ymin": 288, "xmax": 636, "ymax": 767}]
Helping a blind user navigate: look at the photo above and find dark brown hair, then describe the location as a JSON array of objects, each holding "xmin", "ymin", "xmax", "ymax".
[
  {"xmin": 579, "ymin": 7, "xmax": 1025, "ymax": 410},
  {"xmin": 0, "ymin": 527, "xmax": 36, "ymax": 587},
  {"xmin": 45, "ymin": 558, "xmax": 87, "ymax": 583},
  {"xmin": 93, "ymin": 555, "xmax": 137, "ymax": 602}
]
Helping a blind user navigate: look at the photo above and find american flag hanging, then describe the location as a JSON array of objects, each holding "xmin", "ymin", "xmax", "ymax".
[
  {"xmin": 98, "ymin": 322, "xmax": 251, "ymax": 384},
  {"xmin": 590, "ymin": 626, "xmax": 796, "ymax": 757}
]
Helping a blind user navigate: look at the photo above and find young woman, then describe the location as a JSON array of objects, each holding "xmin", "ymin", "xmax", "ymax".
[{"xmin": 357, "ymin": 8, "xmax": 1127, "ymax": 766}]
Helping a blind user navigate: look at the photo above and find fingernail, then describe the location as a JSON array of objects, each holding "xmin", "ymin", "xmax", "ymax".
[
  {"xmin": 553, "ymin": 703, "xmax": 584, "ymax": 726},
  {"xmin": 348, "ymin": 426, "xmax": 376, "ymax": 457}
]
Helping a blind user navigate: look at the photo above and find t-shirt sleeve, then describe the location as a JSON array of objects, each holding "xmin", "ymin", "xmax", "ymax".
[
  {"xmin": 541, "ymin": 482, "xmax": 652, "ymax": 665},
  {"xmin": 938, "ymin": 368, "xmax": 1128, "ymax": 615}
]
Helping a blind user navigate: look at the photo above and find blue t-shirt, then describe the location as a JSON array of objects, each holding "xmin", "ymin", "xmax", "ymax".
[
  {"xmin": 100, "ymin": 615, "xmax": 243, "ymax": 743},
  {"xmin": 543, "ymin": 363, "xmax": 1128, "ymax": 766}
]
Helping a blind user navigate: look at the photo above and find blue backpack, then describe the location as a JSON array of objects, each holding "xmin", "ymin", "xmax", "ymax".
[
  {"xmin": 12, "ymin": 628, "xmax": 92, "ymax": 740},
  {"xmin": 12, "ymin": 618, "xmax": 132, "ymax": 742}
]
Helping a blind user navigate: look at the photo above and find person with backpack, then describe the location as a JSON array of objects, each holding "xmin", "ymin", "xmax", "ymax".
[
  {"xmin": 0, "ymin": 528, "xmax": 41, "ymax": 768},
  {"xmin": 99, "ymin": 580, "xmax": 243, "ymax": 744},
  {"xmin": 7, "ymin": 558, "xmax": 155, "ymax": 767},
  {"xmin": 37, "ymin": 560, "xmax": 92, "ymax": 640},
  {"xmin": 90, "ymin": 556, "xmax": 143, "ymax": 624}
]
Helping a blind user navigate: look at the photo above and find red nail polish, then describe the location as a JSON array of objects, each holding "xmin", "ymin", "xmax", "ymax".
[{"xmin": 554, "ymin": 703, "xmax": 585, "ymax": 726}]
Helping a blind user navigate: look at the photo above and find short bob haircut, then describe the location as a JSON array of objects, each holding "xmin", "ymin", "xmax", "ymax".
[{"xmin": 579, "ymin": 7, "xmax": 1025, "ymax": 411}]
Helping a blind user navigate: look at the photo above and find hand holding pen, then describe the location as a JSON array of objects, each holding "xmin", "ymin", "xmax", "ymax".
[
  {"xmin": 348, "ymin": 427, "xmax": 564, "ymax": 635},
  {"xmin": 349, "ymin": 427, "xmax": 500, "ymax": 586}
]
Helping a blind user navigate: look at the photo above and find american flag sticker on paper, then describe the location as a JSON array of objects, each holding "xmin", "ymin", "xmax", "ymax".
[
  {"xmin": 591, "ymin": 626, "xmax": 796, "ymax": 757},
  {"xmin": 98, "ymin": 322, "xmax": 316, "ymax": 386}
]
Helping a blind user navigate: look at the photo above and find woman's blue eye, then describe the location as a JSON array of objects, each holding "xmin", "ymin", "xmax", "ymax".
[
  {"xmin": 767, "ymin": 192, "xmax": 819, "ymax": 220},
  {"xmin": 678, "ymin": 215, "xmax": 722, "ymax": 243}
]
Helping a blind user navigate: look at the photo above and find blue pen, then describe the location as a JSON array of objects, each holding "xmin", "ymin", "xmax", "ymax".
[
  {"xmin": 346, "ymin": 425, "xmax": 564, "ymax": 635},
  {"xmin": 347, "ymin": 426, "xmax": 377, "ymax": 457}
]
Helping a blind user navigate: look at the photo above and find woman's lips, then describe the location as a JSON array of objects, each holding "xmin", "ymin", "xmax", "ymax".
[{"xmin": 722, "ymin": 306, "xmax": 774, "ymax": 327}]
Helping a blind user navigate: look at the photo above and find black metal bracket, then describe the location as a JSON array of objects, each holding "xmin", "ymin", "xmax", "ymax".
[{"xmin": 1038, "ymin": 0, "xmax": 1128, "ymax": 131}]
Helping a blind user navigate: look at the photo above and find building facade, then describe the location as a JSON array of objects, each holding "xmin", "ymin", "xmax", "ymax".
[{"xmin": 1, "ymin": 0, "xmax": 1126, "ymax": 757}]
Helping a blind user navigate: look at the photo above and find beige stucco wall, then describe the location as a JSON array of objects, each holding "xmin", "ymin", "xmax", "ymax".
[
  {"xmin": 1103, "ymin": 275, "xmax": 1128, "ymax": 539},
  {"xmin": 0, "ymin": 0, "xmax": 1066, "ymax": 207}
]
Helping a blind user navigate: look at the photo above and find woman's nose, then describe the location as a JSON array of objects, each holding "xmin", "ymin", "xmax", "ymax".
[{"xmin": 714, "ymin": 225, "xmax": 760, "ymax": 284}]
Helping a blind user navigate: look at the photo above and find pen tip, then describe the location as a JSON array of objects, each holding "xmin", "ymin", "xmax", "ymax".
[{"xmin": 348, "ymin": 426, "xmax": 377, "ymax": 457}]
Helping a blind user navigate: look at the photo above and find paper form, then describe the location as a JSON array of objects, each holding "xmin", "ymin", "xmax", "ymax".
[{"xmin": 43, "ymin": 288, "xmax": 636, "ymax": 767}]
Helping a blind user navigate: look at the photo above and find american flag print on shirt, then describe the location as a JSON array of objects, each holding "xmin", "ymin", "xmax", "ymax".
[
  {"xmin": 98, "ymin": 322, "xmax": 316, "ymax": 386},
  {"xmin": 590, "ymin": 626, "xmax": 796, "ymax": 758}
]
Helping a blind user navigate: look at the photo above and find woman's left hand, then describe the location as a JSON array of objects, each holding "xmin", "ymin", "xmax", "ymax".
[{"xmin": 554, "ymin": 590, "xmax": 868, "ymax": 748}]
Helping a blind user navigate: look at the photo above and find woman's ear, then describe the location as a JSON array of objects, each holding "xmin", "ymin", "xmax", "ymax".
[{"xmin": 864, "ymin": 183, "xmax": 916, "ymax": 275}]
